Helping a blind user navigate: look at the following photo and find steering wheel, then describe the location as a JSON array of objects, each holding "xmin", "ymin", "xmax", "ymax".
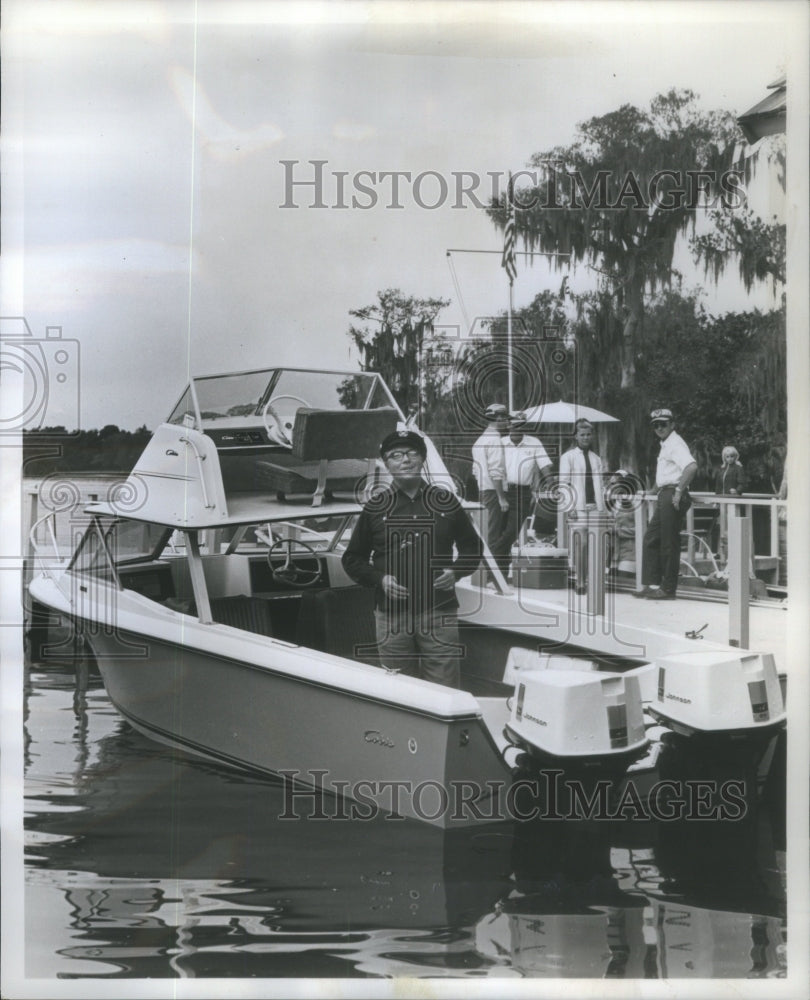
[
  {"xmin": 261, "ymin": 394, "xmax": 312, "ymax": 446},
  {"xmin": 267, "ymin": 537, "xmax": 322, "ymax": 588}
]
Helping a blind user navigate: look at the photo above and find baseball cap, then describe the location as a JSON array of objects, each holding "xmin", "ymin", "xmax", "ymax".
[
  {"xmin": 379, "ymin": 429, "xmax": 427, "ymax": 459},
  {"xmin": 485, "ymin": 403, "xmax": 508, "ymax": 419}
]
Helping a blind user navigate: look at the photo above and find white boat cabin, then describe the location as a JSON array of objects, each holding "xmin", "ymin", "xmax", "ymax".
[{"xmin": 59, "ymin": 366, "xmax": 499, "ymax": 677}]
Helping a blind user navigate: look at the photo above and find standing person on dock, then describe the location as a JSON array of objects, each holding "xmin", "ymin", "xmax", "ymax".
[
  {"xmin": 503, "ymin": 411, "xmax": 554, "ymax": 553},
  {"xmin": 558, "ymin": 418, "xmax": 605, "ymax": 593},
  {"xmin": 713, "ymin": 445, "xmax": 747, "ymax": 561},
  {"xmin": 634, "ymin": 408, "xmax": 697, "ymax": 600},
  {"xmin": 471, "ymin": 403, "xmax": 511, "ymax": 584},
  {"xmin": 342, "ymin": 429, "xmax": 482, "ymax": 687}
]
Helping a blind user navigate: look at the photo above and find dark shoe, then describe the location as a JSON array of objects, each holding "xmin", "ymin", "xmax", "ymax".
[
  {"xmin": 646, "ymin": 589, "xmax": 676, "ymax": 600},
  {"xmin": 632, "ymin": 587, "xmax": 654, "ymax": 599}
]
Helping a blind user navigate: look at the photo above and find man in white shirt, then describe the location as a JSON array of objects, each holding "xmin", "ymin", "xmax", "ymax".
[
  {"xmin": 503, "ymin": 411, "xmax": 553, "ymax": 555},
  {"xmin": 558, "ymin": 418, "xmax": 605, "ymax": 593},
  {"xmin": 471, "ymin": 403, "xmax": 510, "ymax": 579},
  {"xmin": 634, "ymin": 407, "xmax": 697, "ymax": 600}
]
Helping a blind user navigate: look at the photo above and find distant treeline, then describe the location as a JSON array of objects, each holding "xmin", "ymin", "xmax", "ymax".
[{"xmin": 23, "ymin": 426, "xmax": 153, "ymax": 477}]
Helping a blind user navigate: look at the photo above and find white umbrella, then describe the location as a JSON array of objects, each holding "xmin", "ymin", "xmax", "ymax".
[
  {"xmin": 517, "ymin": 401, "xmax": 619, "ymax": 468},
  {"xmin": 519, "ymin": 401, "xmax": 619, "ymax": 425}
]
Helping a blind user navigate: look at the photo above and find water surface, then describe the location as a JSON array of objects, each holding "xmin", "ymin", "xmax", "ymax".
[{"xmin": 23, "ymin": 657, "xmax": 786, "ymax": 981}]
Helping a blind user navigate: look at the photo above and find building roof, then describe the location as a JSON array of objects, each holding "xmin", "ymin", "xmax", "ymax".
[{"xmin": 737, "ymin": 76, "xmax": 787, "ymax": 145}]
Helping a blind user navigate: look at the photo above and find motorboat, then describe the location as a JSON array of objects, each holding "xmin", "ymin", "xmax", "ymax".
[{"xmin": 27, "ymin": 366, "xmax": 786, "ymax": 828}]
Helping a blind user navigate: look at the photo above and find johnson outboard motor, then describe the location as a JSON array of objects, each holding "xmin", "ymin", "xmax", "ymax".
[
  {"xmin": 503, "ymin": 648, "xmax": 650, "ymax": 771},
  {"xmin": 649, "ymin": 650, "xmax": 785, "ymax": 741}
]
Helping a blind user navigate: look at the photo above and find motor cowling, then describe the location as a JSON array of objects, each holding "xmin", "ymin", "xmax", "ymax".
[
  {"xmin": 649, "ymin": 650, "xmax": 785, "ymax": 737},
  {"xmin": 506, "ymin": 667, "xmax": 648, "ymax": 762}
]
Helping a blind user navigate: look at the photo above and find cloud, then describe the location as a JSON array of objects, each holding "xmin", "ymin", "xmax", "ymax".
[{"xmin": 168, "ymin": 66, "xmax": 284, "ymax": 161}]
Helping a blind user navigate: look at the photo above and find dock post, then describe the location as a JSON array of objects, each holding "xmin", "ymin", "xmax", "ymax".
[
  {"xmin": 568, "ymin": 510, "xmax": 612, "ymax": 616},
  {"xmin": 556, "ymin": 505, "xmax": 566, "ymax": 551},
  {"xmin": 589, "ymin": 511, "xmax": 613, "ymax": 616},
  {"xmin": 728, "ymin": 513, "xmax": 750, "ymax": 648},
  {"xmin": 633, "ymin": 500, "xmax": 646, "ymax": 592}
]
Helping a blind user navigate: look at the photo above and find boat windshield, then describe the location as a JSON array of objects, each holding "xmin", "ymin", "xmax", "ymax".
[
  {"xmin": 167, "ymin": 368, "xmax": 395, "ymax": 431},
  {"xmin": 68, "ymin": 519, "xmax": 174, "ymax": 574}
]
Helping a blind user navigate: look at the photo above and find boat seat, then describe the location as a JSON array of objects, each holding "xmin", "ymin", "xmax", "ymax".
[
  {"xmin": 209, "ymin": 595, "xmax": 274, "ymax": 636},
  {"xmin": 295, "ymin": 585, "xmax": 378, "ymax": 664},
  {"xmin": 255, "ymin": 407, "xmax": 398, "ymax": 505}
]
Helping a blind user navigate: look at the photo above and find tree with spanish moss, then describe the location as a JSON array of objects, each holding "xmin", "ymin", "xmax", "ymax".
[
  {"xmin": 346, "ymin": 288, "xmax": 451, "ymax": 422},
  {"xmin": 487, "ymin": 89, "xmax": 750, "ymax": 470},
  {"xmin": 690, "ymin": 136, "xmax": 786, "ymax": 291}
]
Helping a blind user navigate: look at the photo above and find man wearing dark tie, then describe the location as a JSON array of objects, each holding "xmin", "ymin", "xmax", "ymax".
[{"xmin": 558, "ymin": 418, "xmax": 605, "ymax": 593}]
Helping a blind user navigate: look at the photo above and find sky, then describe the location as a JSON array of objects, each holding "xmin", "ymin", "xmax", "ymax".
[{"xmin": 1, "ymin": 0, "xmax": 803, "ymax": 431}]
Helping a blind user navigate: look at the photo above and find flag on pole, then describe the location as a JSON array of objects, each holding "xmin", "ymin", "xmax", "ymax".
[{"xmin": 501, "ymin": 208, "xmax": 517, "ymax": 284}]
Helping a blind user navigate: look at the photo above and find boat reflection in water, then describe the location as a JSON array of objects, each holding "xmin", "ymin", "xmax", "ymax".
[
  {"xmin": 26, "ymin": 665, "xmax": 785, "ymax": 980},
  {"xmin": 28, "ymin": 697, "xmax": 515, "ymax": 978},
  {"xmin": 475, "ymin": 773, "xmax": 785, "ymax": 980}
]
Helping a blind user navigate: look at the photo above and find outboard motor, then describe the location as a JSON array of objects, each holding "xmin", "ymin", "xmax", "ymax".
[
  {"xmin": 503, "ymin": 648, "xmax": 648, "ymax": 768},
  {"xmin": 649, "ymin": 650, "xmax": 785, "ymax": 740}
]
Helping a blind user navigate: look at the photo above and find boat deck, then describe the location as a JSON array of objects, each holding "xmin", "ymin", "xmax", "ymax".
[
  {"xmin": 464, "ymin": 581, "xmax": 790, "ymax": 678},
  {"xmin": 605, "ymin": 590, "xmax": 788, "ymax": 673}
]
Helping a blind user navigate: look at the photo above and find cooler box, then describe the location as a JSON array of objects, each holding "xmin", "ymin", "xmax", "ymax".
[{"xmin": 512, "ymin": 544, "xmax": 568, "ymax": 590}]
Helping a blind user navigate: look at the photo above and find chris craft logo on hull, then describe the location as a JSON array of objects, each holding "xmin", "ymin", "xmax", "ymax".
[{"xmin": 364, "ymin": 730, "xmax": 395, "ymax": 748}]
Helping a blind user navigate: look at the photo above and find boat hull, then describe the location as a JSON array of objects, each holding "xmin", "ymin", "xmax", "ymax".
[{"xmin": 83, "ymin": 623, "xmax": 513, "ymax": 829}]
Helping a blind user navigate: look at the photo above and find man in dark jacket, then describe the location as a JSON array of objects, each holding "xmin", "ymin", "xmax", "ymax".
[{"xmin": 342, "ymin": 429, "xmax": 482, "ymax": 687}]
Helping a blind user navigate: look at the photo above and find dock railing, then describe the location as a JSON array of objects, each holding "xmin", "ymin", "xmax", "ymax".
[{"xmin": 635, "ymin": 492, "xmax": 787, "ymax": 591}]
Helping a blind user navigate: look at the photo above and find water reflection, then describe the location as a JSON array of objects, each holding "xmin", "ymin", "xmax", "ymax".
[
  {"xmin": 473, "ymin": 789, "xmax": 786, "ymax": 979},
  {"xmin": 24, "ymin": 665, "xmax": 786, "ymax": 980}
]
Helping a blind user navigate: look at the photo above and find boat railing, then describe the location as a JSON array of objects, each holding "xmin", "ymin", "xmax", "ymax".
[
  {"xmin": 28, "ymin": 509, "xmax": 69, "ymax": 579},
  {"xmin": 179, "ymin": 433, "xmax": 215, "ymax": 510}
]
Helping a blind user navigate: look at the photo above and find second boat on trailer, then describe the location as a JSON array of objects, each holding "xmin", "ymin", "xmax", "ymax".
[{"xmin": 27, "ymin": 366, "xmax": 786, "ymax": 827}]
